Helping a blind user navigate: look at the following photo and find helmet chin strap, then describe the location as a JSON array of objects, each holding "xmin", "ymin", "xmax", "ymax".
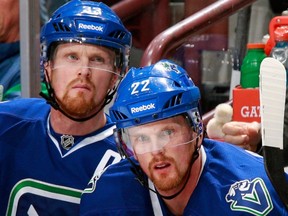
[{"xmin": 128, "ymin": 137, "xmax": 201, "ymax": 200}]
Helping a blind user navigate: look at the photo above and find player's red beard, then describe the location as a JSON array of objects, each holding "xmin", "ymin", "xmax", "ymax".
[
  {"xmin": 148, "ymin": 154, "xmax": 190, "ymax": 192},
  {"xmin": 57, "ymin": 78, "xmax": 98, "ymax": 118}
]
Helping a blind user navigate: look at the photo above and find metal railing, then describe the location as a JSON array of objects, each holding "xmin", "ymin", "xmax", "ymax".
[
  {"xmin": 140, "ymin": 0, "xmax": 256, "ymax": 66},
  {"xmin": 139, "ymin": 0, "xmax": 256, "ymax": 123}
]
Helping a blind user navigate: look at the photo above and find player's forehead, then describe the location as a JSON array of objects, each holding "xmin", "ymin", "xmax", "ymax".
[
  {"xmin": 127, "ymin": 115, "xmax": 186, "ymax": 134},
  {"xmin": 55, "ymin": 42, "xmax": 115, "ymax": 56}
]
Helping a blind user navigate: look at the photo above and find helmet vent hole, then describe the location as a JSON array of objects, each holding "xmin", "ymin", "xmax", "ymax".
[
  {"xmin": 111, "ymin": 110, "xmax": 128, "ymax": 120},
  {"xmin": 109, "ymin": 30, "xmax": 126, "ymax": 40},
  {"xmin": 174, "ymin": 82, "xmax": 181, "ymax": 87},
  {"xmin": 164, "ymin": 93, "xmax": 183, "ymax": 109},
  {"xmin": 53, "ymin": 23, "xmax": 59, "ymax": 32},
  {"xmin": 52, "ymin": 22, "xmax": 71, "ymax": 32}
]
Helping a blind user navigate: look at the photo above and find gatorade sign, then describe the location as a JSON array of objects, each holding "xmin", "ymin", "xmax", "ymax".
[{"xmin": 232, "ymin": 86, "xmax": 261, "ymax": 123}]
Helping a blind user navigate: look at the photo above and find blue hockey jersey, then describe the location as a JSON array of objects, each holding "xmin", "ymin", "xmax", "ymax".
[
  {"xmin": 80, "ymin": 138, "xmax": 288, "ymax": 216},
  {"xmin": 0, "ymin": 98, "xmax": 122, "ymax": 215}
]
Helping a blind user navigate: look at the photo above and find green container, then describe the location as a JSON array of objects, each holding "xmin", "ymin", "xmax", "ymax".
[{"xmin": 240, "ymin": 43, "xmax": 267, "ymax": 88}]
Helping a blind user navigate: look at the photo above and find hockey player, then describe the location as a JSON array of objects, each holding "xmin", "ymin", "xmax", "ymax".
[
  {"xmin": 0, "ymin": 0, "xmax": 131, "ymax": 215},
  {"xmin": 80, "ymin": 59, "xmax": 288, "ymax": 215}
]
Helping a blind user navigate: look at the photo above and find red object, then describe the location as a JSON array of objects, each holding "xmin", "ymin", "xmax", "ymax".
[
  {"xmin": 232, "ymin": 86, "xmax": 260, "ymax": 123},
  {"xmin": 247, "ymin": 43, "xmax": 265, "ymax": 49},
  {"xmin": 266, "ymin": 16, "xmax": 288, "ymax": 56},
  {"xmin": 264, "ymin": 37, "xmax": 273, "ymax": 56}
]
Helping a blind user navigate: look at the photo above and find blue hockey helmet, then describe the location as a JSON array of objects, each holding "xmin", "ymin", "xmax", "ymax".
[
  {"xmin": 109, "ymin": 59, "xmax": 202, "ymax": 132},
  {"xmin": 40, "ymin": 0, "xmax": 132, "ymax": 75}
]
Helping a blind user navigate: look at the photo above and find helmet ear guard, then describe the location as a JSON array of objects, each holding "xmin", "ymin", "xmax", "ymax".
[
  {"xmin": 186, "ymin": 108, "xmax": 203, "ymax": 135},
  {"xmin": 113, "ymin": 128, "xmax": 135, "ymax": 159},
  {"xmin": 113, "ymin": 129, "xmax": 129, "ymax": 159},
  {"xmin": 187, "ymin": 108, "xmax": 203, "ymax": 150}
]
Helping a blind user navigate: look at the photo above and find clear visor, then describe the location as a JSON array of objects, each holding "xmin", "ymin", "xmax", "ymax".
[
  {"xmin": 52, "ymin": 65, "xmax": 121, "ymax": 77},
  {"xmin": 49, "ymin": 38, "xmax": 123, "ymax": 78},
  {"xmin": 119, "ymin": 116, "xmax": 200, "ymax": 155}
]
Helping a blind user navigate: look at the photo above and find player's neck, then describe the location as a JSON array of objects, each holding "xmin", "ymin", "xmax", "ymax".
[
  {"xmin": 49, "ymin": 108, "xmax": 107, "ymax": 136},
  {"xmin": 164, "ymin": 152, "xmax": 202, "ymax": 215}
]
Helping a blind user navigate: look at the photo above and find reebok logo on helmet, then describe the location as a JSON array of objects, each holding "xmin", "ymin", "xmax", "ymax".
[
  {"xmin": 76, "ymin": 20, "xmax": 106, "ymax": 33},
  {"xmin": 129, "ymin": 100, "xmax": 157, "ymax": 115},
  {"xmin": 131, "ymin": 103, "xmax": 155, "ymax": 114}
]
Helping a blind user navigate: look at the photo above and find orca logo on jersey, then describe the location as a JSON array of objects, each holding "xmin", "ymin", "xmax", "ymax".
[
  {"xmin": 83, "ymin": 166, "xmax": 108, "ymax": 194},
  {"xmin": 83, "ymin": 149, "xmax": 122, "ymax": 194},
  {"xmin": 225, "ymin": 178, "xmax": 273, "ymax": 215}
]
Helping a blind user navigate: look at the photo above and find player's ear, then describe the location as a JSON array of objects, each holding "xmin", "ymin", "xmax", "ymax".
[
  {"xmin": 44, "ymin": 61, "xmax": 52, "ymax": 81},
  {"xmin": 109, "ymin": 67, "xmax": 121, "ymax": 90}
]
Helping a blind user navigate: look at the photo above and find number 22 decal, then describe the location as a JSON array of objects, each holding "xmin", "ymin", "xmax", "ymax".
[{"xmin": 131, "ymin": 80, "xmax": 150, "ymax": 94}]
